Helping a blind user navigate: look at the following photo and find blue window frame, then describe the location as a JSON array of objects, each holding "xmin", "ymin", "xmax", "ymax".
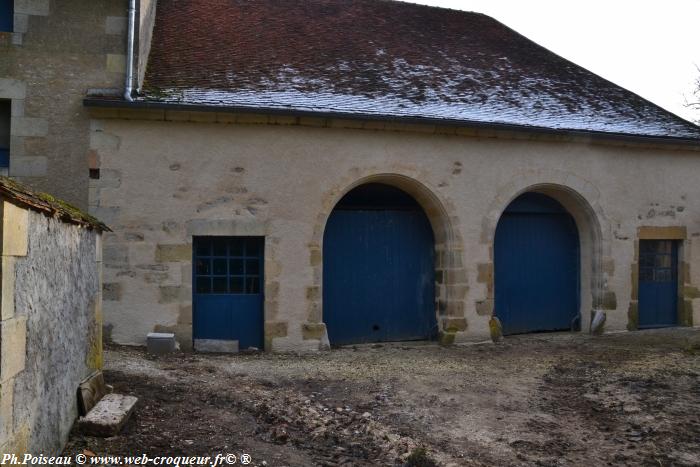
[
  {"xmin": 0, "ymin": 99, "xmax": 9, "ymax": 168},
  {"xmin": 194, "ymin": 237, "xmax": 262, "ymax": 295},
  {"xmin": 0, "ymin": 0, "xmax": 13, "ymax": 32},
  {"xmin": 639, "ymin": 240, "xmax": 676, "ymax": 283}
]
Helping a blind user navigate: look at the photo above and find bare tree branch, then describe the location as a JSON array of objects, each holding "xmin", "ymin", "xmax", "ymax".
[{"xmin": 683, "ymin": 64, "xmax": 700, "ymax": 123}]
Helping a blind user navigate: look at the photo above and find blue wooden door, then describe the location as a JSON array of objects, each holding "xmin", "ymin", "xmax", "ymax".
[
  {"xmin": 193, "ymin": 237, "xmax": 263, "ymax": 349},
  {"xmin": 323, "ymin": 209, "xmax": 436, "ymax": 345},
  {"xmin": 638, "ymin": 240, "xmax": 678, "ymax": 328},
  {"xmin": 494, "ymin": 193, "xmax": 580, "ymax": 335}
]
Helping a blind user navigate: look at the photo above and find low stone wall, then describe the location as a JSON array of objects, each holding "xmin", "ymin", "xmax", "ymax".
[{"xmin": 0, "ymin": 199, "xmax": 102, "ymax": 455}]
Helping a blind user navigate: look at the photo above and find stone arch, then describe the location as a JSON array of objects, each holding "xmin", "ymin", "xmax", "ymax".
[
  {"xmin": 307, "ymin": 171, "xmax": 467, "ymax": 346},
  {"xmin": 481, "ymin": 173, "xmax": 610, "ymax": 333}
]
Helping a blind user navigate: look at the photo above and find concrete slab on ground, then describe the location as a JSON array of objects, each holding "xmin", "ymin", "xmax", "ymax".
[{"xmin": 78, "ymin": 394, "xmax": 138, "ymax": 437}]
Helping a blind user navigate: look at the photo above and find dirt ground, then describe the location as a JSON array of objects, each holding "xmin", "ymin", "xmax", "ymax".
[{"xmin": 64, "ymin": 328, "xmax": 700, "ymax": 466}]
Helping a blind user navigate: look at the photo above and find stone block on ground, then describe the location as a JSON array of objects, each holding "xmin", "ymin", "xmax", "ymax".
[
  {"xmin": 78, "ymin": 394, "xmax": 138, "ymax": 437},
  {"xmin": 590, "ymin": 309, "xmax": 606, "ymax": 335},
  {"xmin": 147, "ymin": 332, "xmax": 176, "ymax": 355},
  {"xmin": 78, "ymin": 371, "xmax": 110, "ymax": 416},
  {"xmin": 194, "ymin": 338, "xmax": 239, "ymax": 353}
]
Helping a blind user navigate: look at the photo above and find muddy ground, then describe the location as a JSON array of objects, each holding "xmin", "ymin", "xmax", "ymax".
[{"xmin": 64, "ymin": 328, "xmax": 700, "ymax": 466}]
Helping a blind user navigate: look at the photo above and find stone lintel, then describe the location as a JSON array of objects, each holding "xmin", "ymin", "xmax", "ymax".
[{"xmin": 637, "ymin": 226, "xmax": 687, "ymax": 240}]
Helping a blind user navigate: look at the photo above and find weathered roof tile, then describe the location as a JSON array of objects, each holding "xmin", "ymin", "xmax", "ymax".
[
  {"xmin": 0, "ymin": 176, "xmax": 109, "ymax": 231},
  {"xmin": 139, "ymin": 0, "xmax": 700, "ymax": 140}
]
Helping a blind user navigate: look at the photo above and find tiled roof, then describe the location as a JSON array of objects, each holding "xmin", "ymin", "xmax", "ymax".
[
  {"xmin": 0, "ymin": 176, "xmax": 109, "ymax": 231},
  {"xmin": 139, "ymin": 0, "xmax": 700, "ymax": 141}
]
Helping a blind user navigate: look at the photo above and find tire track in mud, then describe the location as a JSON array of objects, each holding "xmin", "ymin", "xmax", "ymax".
[
  {"xmin": 66, "ymin": 367, "xmax": 433, "ymax": 466},
  {"xmin": 529, "ymin": 356, "xmax": 700, "ymax": 467}
]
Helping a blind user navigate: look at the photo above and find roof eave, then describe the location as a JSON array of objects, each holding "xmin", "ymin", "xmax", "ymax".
[
  {"xmin": 83, "ymin": 97, "xmax": 700, "ymax": 148},
  {"xmin": 0, "ymin": 176, "xmax": 110, "ymax": 232}
]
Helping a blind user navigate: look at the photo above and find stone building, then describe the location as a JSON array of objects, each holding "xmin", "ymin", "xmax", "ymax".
[
  {"xmin": 0, "ymin": 177, "xmax": 106, "ymax": 455},
  {"xmin": 3, "ymin": 0, "xmax": 700, "ymax": 352},
  {"xmin": 0, "ymin": 0, "xmax": 153, "ymax": 205}
]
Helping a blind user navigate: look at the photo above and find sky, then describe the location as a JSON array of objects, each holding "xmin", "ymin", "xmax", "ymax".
[{"xmin": 405, "ymin": 0, "xmax": 700, "ymax": 123}]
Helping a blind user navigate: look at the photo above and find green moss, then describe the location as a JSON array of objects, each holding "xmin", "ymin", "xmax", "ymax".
[
  {"xmin": 143, "ymin": 84, "xmax": 181, "ymax": 101},
  {"xmin": 439, "ymin": 331, "xmax": 455, "ymax": 346},
  {"xmin": 86, "ymin": 331, "xmax": 104, "ymax": 370},
  {"xmin": 489, "ymin": 316, "xmax": 503, "ymax": 343},
  {"xmin": 0, "ymin": 176, "xmax": 109, "ymax": 231},
  {"xmin": 684, "ymin": 286, "xmax": 700, "ymax": 299},
  {"xmin": 36, "ymin": 192, "xmax": 105, "ymax": 226}
]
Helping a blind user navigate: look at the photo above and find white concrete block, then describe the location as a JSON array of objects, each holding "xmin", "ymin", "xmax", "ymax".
[
  {"xmin": 147, "ymin": 332, "xmax": 176, "ymax": 354},
  {"xmin": 194, "ymin": 339, "xmax": 239, "ymax": 353}
]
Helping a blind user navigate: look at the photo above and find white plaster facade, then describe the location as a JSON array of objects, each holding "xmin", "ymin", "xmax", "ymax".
[{"xmin": 87, "ymin": 110, "xmax": 700, "ymax": 351}]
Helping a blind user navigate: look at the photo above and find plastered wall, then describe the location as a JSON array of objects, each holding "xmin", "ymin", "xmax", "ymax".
[
  {"xmin": 0, "ymin": 201, "xmax": 102, "ymax": 455},
  {"xmin": 87, "ymin": 111, "xmax": 700, "ymax": 351}
]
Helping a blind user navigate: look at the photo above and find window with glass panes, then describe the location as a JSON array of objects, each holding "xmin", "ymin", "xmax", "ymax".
[
  {"xmin": 639, "ymin": 240, "xmax": 676, "ymax": 283},
  {"xmin": 194, "ymin": 237, "xmax": 263, "ymax": 294}
]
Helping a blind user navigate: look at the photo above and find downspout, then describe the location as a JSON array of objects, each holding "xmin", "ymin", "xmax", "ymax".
[{"xmin": 124, "ymin": 0, "xmax": 136, "ymax": 101}]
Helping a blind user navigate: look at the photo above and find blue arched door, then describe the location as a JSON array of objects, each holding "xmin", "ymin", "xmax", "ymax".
[
  {"xmin": 494, "ymin": 193, "xmax": 580, "ymax": 335},
  {"xmin": 323, "ymin": 184, "xmax": 437, "ymax": 346}
]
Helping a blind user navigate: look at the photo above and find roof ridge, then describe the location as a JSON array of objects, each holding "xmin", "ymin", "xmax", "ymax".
[{"xmin": 133, "ymin": 0, "xmax": 700, "ymax": 141}]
